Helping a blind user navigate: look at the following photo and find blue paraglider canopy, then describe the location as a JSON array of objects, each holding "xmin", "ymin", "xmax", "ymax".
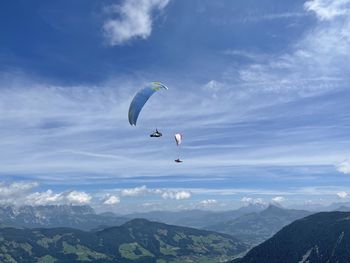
[{"xmin": 128, "ymin": 82, "xmax": 168, "ymax": 126}]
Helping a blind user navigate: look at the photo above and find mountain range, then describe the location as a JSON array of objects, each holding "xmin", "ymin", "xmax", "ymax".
[
  {"xmin": 0, "ymin": 218, "xmax": 248, "ymax": 263},
  {"xmin": 3, "ymin": 204, "xmax": 350, "ymax": 262},
  {"xmin": 0, "ymin": 205, "xmax": 128, "ymax": 230},
  {"xmin": 125, "ymin": 204, "xmax": 265, "ymax": 228},
  {"xmin": 0, "ymin": 204, "xmax": 266, "ymax": 232},
  {"xmin": 0, "ymin": 204, "xmax": 311, "ymax": 247},
  {"xmin": 205, "ymin": 205, "xmax": 312, "ymax": 246}
]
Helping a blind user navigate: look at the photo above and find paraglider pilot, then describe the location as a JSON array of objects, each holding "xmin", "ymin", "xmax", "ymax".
[{"xmin": 150, "ymin": 129, "xmax": 162, "ymax": 137}]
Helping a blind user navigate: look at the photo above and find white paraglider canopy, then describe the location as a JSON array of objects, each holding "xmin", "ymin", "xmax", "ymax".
[{"xmin": 175, "ymin": 133, "xmax": 183, "ymax": 146}]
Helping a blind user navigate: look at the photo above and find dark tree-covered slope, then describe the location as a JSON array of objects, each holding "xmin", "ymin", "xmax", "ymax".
[{"xmin": 236, "ymin": 212, "xmax": 350, "ymax": 263}]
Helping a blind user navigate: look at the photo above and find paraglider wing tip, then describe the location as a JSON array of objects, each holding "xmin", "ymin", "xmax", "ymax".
[{"xmin": 153, "ymin": 82, "xmax": 168, "ymax": 90}]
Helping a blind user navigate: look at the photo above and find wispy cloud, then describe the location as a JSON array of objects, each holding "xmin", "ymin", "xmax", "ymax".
[
  {"xmin": 219, "ymin": 0, "xmax": 350, "ymax": 101},
  {"xmin": 242, "ymin": 12, "xmax": 308, "ymax": 23},
  {"xmin": 0, "ymin": 71, "xmax": 349, "ymax": 192},
  {"xmin": 305, "ymin": 0, "xmax": 350, "ymax": 20},
  {"xmin": 198, "ymin": 199, "xmax": 218, "ymax": 207},
  {"xmin": 103, "ymin": 0, "xmax": 170, "ymax": 45},
  {"xmin": 121, "ymin": 185, "xmax": 150, "ymax": 197},
  {"xmin": 1, "ymin": 1, "xmax": 350, "ymax": 212}
]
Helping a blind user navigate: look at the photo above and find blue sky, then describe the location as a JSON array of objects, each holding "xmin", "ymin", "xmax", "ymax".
[{"xmin": 1, "ymin": 0, "xmax": 350, "ymax": 213}]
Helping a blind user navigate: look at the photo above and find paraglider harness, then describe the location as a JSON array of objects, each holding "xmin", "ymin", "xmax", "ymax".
[
  {"xmin": 175, "ymin": 159, "xmax": 183, "ymax": 163},
  {"xmin": 150, "ymin": 129, "xmax": 162, "ymax": 137}
]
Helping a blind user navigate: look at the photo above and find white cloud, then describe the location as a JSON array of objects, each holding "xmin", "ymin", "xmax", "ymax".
[
  {"xmin": 0, "ymin": 182, "xmax": 39, "ymax": 206},
  {"xmin": 305, "ymin": 0, "xmax": 350, "ymax": 20},
  {"xmin": 26, "ymin": 190, "xmax": 62, "ymax": 206},
  {"xmin": 337, "ymin": 191, "xmax": 348, "ymax": 199},
  {"xmin": 161, "ymin": 190, "xmax": 191, "ymax": 200},
  {"xmin": 202, "ymin": 80, "xmax": 224, "ymax": 99},
  {"xmin": 26, "ymin": 190, "xmax": 92, "ymax": 205},
  {"xmin": 103, "ymin": 0, "xmax": 170, "ymax": 45},
  {"xmin": 222, "ymin": 0, "xmax": 350, "ymax": 103},
  {"xmin": 65, "ymin": 191, "xmax": 91, "ymax": 204},
  {"xmin": 272, "ymin": 196, "xmax": 285, "ymax": 203},
  {"xmin": 121, "ymin": 185, "xmax": 149, "ymax": 196},
  {"xmin": 199, "ymin": 199, "xmax": 218, "ymax": 206},
  {"xmin": 120, "ymin": 185, "xmax": 191, "ymax": 200},
  {"xmin": 222, "ymin": 50, "xmax": 270, "ymax": 62},
  {"xmin": 336, "ymin": 160, "xmax": 350, "ymax": 174},
  {"xmin": 241, "ymin": 197, "xmax": 266, "ymax": 206},
  {"xmin": 0, "ymin": 181, "xmax": 92, "ymax": 206},
  {"xmin": 141, "ymin": 202, "xmax": 155, "ymax": 207},
  {"xmin": 0, "ymin": 72, "xmax": 347, "ymax": 182},
  {"xmin": 2, "ymin": 1, "xmax": 350, "ymax": 203},
  {"xmin": 103, "ymin": 195, "xmax": 121, "ymax": 205},
  {"xmin": 241, "ymin": 197, "xmax": 253, "ymax": 203},
  {"xmin": 0, "ymin": 182, "xmax": 38, "ymax": 197}
]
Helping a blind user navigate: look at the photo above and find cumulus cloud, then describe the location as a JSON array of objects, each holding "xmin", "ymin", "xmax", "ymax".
[
  {"xmin": 103, "ymin": 195, "xmax": 121, "ymax": 205},
  {"xmin": 26, "ymin": 190, "xmax": 92, "ymax": 206},
  {"xmin": 65, "ymin": 191, "xmax": 91, "ymax": 204},
  {"xmin": 337, "ymin": 191, "xmax": 348, "ymax": 199},
  {"xmin": 241, "ymin": 197, "xmax": 266, "ymax": 206},
  {"xmin": 0, "ymin": 181, "xmax": 92, "ymax": 206},
  {"xmin": 0, "ymin": 182, "xmax": 39, "ymax": 205},
  {"xmin": 0, "ymin": 182, "xmax": 38, "ymax": 197},
  {"xmin": 120, "ymin": 185, "xmax": 191, "ymax": 200},
  {"xmin": 161, "ymin": 190, "xmax": 191, "ymax": 200},
  {"xmin": 121, "ymin": 185, "xmax": 149, "ymax": 197},
  {"xmin": 103, "ymin": 0, "xmax": 170, "ymax": 45},
  {"xmin": 26, "ymin": 190, "xmax": 62, "ymax": 206},
  {"xmin": 336, "ymin": 160, "xmax": 350, "ymax": 174},
  {"xmin": 305, "ymin": 0, "xmax": 350, "ymax": 20},
  {"xmin": 272, "ymin": 196, "xmax": 285, "ymax": 203}
]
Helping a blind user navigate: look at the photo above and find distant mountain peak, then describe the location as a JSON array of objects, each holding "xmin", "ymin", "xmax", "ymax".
[
  {"xmin": 260, "ymin": 204, "xmax": 286, "ymax": 215},
  {"xmin": 266, "ymin": 204, "xmax": 284, "ymax": 210},
  {"xmin": 269, "ymin": 202, "xmax": 284, "ymax": 208}
]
